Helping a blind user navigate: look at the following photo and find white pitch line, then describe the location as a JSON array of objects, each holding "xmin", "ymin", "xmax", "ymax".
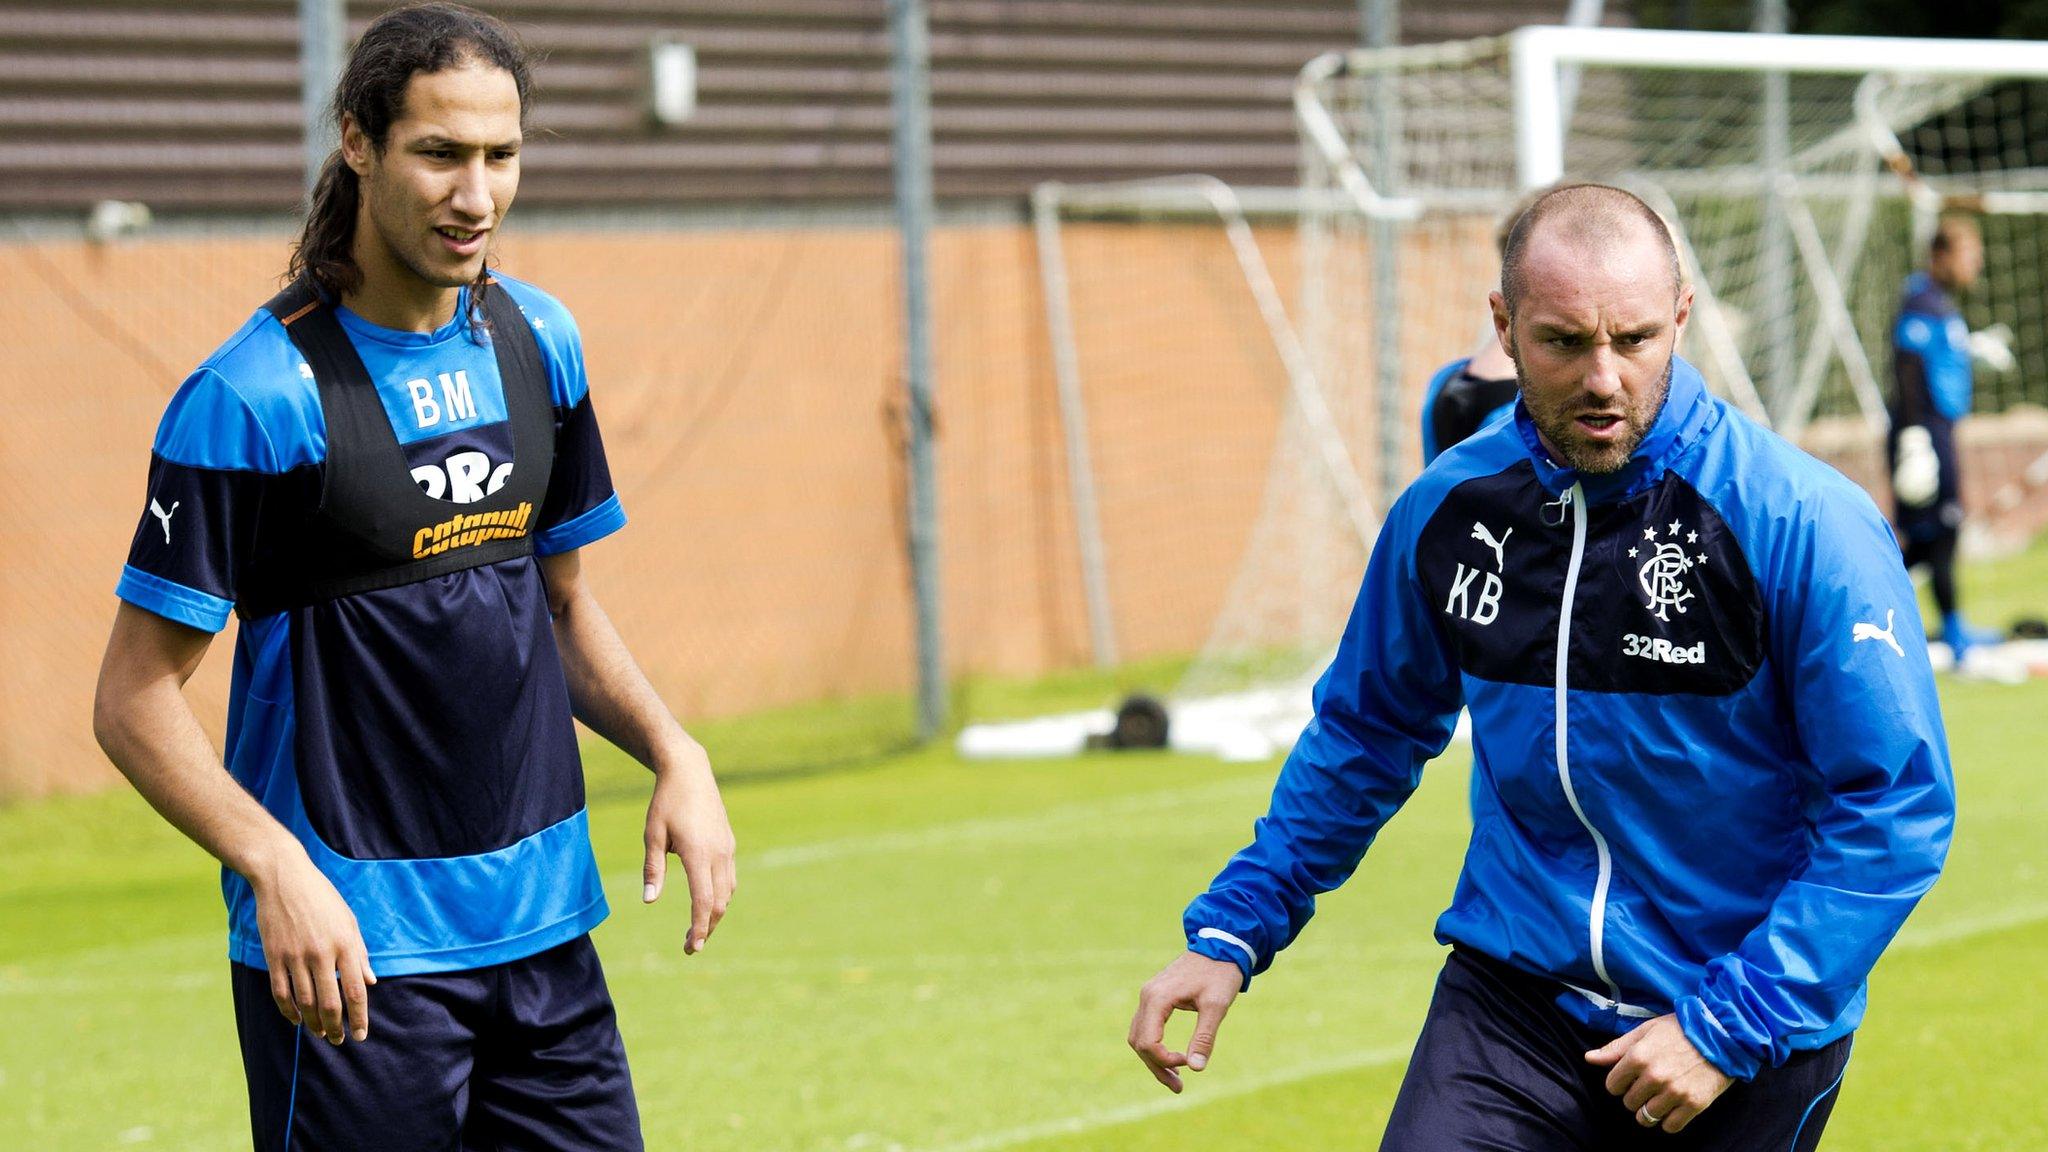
[
  {"xmin": 2, "ymin": 929, "xmax": 217, "ymax": 973},
  {"xmin": 603, "ymin": 777, "xmax": 1268, "ymax": 892},
  {"xmin": 748, "ymin": 779, "xmax": 1265, "ymax": 868},
  {"xmin": 0, "ymin": 971, "xmax": 214, "ymax": 997},
  {"xmin": 901, "ymin": 900, "xmax": 2048, "ymax": 1152},
  {"xmin": 914, "ymin": 1044, "xmax": 1413, "ymax": 1152},
  {"xmin": 1892, "ymin": 901, "xmax": 2048, "ymax": 950},
  {"xmin": 600, "ymin": 940, "xmax": 1451, "ymax": 981},
  {"xmin": 10, "ymin": 904, "xmax": 2038, "ymax": 999}
]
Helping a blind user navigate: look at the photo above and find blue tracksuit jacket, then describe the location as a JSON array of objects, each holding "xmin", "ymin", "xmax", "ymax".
[{"xmin": 1185, "ymin": 357, "xmax": 1954, "ymax": 1080}]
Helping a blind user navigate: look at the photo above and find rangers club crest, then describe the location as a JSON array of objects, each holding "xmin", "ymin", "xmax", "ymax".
[{"xmin": 1628, "ymin": 520, "xmax": 1708, "ymax": 622}]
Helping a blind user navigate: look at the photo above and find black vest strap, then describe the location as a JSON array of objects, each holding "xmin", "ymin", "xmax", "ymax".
[{"xmin": 235, "ymin": 278, "xmax": 558, "ymax": 619}]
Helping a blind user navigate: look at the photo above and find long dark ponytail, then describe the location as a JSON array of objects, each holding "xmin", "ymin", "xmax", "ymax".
[{"xmin": 286, "ymin": 3, "xmax": 534, "ymax": 323}]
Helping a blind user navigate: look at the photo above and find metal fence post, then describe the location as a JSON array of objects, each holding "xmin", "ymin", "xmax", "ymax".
[
  {"xmin": 889, "ymin": 0, "xmax": 946, "ymax": 738},
  {"xmin": 300, "ymin": 0, "xmax": 344, "ymax": 194}
]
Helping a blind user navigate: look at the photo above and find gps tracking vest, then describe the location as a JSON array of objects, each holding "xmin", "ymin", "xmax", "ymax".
[{"xmin": 234, "ymin": 277, "xmax": 556, "ymax": 619}]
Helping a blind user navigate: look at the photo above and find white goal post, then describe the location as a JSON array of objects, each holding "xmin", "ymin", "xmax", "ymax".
[{"xmin": 1508, "ymin": 27, "xmax": 2048, "ymax": 189}]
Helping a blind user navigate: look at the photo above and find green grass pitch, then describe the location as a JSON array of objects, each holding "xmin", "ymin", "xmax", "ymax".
[{"xmin": 4, "ymin": 542, "xmax": 2045, "ymax": 1150}]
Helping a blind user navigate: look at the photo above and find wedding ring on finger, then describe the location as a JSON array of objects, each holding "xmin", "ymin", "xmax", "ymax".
[{"xmin": 1638, "ymin": 1106, "xmax": 1664, "ymax": 1128}]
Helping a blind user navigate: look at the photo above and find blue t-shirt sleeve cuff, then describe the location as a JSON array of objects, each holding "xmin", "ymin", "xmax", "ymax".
[
  {"xmin": 116, "ymin": 564, "xmax": 233, "ymax": 633},
  {"xmin": 535, "ymin": 493, "xmax": 626, "ymax": 556}
]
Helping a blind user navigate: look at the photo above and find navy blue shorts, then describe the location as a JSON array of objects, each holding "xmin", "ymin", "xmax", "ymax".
[
  {"xmin": 232, "ymin": 934, "xmax": 641, "ymax": 1152},
  {"xmin": 1381, "ymin": 948, "xmax": 1851, "ymax": 1152}
]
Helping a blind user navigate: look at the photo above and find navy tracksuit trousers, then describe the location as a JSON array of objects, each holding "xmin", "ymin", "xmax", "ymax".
[{"xmin": 1381, "ymin": 948, "xmax": 1851, "ymax": 1152}]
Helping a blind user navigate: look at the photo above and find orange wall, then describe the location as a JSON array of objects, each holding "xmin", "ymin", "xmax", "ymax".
[
  {"xmin": 0, "ymin": 222, "xmax": 1322, "ymax": 798},
  {"xmin": 8, "ymin": 222, "xmax": 2041, "ymax": 800}
]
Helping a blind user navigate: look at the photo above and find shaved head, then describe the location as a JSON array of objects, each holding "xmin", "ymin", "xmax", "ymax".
[
  {"xmin": 1487, "ymin": 181, "xmax": 1694, "ymax": 475},
  {"xmin": 1499, "ymin": 183, "xmax": 1681, "ymax": 317}
]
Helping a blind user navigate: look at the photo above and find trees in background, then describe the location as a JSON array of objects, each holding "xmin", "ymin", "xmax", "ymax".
[{"xmin": 1632, "ymin": 0, "xmax": 2048, "ymax": 38}]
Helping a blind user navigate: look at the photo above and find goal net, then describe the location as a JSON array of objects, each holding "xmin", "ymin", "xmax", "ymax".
[{"xmin": 1009, "ymin": 177, "xmax": 1384, "ymax": 758}]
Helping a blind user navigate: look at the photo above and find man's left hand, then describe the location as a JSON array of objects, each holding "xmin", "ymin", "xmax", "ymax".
[
  {"xmin": 642, "ymin": 746, "xmax": 737, "ymax": 955},
  {"xmin": 1585, "ymin": 1013, "xmax": 1732, "ymax": 1134}
]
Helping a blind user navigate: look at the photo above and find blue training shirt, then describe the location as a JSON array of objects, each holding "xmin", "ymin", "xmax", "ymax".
[
  {"xmin": 118, "ymin": 274, "xmax": 624, "ymax": 975},
  {"xmin": 1892, "ymin": 270, "xmax": 1973, "ymax": 424}
]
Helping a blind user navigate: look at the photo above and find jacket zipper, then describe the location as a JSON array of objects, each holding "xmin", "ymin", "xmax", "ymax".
[{"xmin": 1552, "ymin": 482, "xmax": 1624, "ymax": 1007}]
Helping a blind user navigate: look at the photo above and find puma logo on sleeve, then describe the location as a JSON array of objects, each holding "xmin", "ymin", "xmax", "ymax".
[
  {"xmin": 149, "ymin": 498, "xmax": 180, "ymax": 544},
  {"xmin": 1853, "ymin": 609, "xmax": 1905, "ymax": 658}
]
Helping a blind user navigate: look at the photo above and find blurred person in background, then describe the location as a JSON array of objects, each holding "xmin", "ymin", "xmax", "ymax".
[
  {"xmin": 90, "ymin": 5, "xmax": 734, "ymax": 1149},
  {"xmin": 1417, "ymin": 189, "xmax": 1549, "ymax": 468},
  {"xmin": 1888, "ymin": 213, "xmax": 2001, "ymax": 663}
]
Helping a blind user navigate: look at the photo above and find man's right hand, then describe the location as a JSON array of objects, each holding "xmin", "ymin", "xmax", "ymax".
[
  {"xmin": 1128, "ymin": 951, "xmax": 1244, "ymax": 1093},
  {"xmin": 251, "ymin": 849, "xmax": 376, "ymax": 1046},
  {"xmin": 93, "ymin": 604, "xmax": 378, "ymax": 1047}
]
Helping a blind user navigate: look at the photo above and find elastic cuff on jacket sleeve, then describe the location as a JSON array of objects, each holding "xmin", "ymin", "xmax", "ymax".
[
  {"xmin": 1187, "ymin": 928, "xmax": 1256, "ymax": 993},
  {"xmin": 1676, "ymin": 995, "xmax": 1762, "ymax": 1082}
]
